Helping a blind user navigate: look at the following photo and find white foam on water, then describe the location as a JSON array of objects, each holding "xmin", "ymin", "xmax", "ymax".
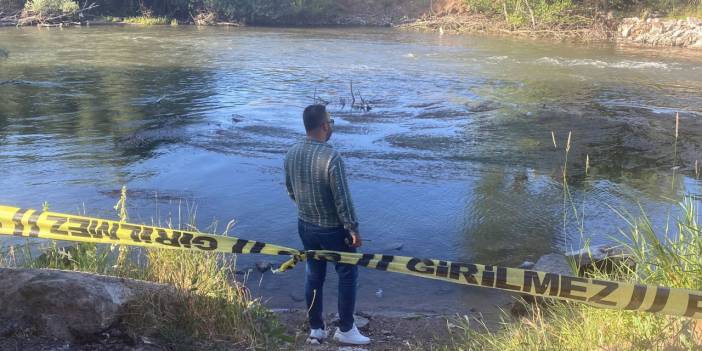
[{"xmin": 536, "ymin": 56, "xmax": 674, "ymax": 70}]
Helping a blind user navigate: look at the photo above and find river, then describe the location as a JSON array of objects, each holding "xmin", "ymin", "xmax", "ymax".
[{"xmin": 1, "ymin": 25, "xmax": 701, "ymax": 316}]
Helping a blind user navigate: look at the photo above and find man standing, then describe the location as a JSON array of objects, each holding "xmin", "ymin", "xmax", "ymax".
[{"xmin": 284, "ymin": 104, "xmax": 370, "ymax": 345}]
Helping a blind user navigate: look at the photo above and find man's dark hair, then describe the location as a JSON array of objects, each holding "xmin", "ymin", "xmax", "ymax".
[{"xmin": 303, "ymin": 104, "xmax": 328, "ymax": 132}]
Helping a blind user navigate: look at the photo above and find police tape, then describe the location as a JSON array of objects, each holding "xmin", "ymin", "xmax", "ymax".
[{"xmin": 1, "ymin": 205, "xmax": 701, "ymax": 319}]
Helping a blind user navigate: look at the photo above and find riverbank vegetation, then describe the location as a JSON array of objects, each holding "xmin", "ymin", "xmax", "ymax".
[
  {"xmin": 0, "ymin": 189, "xmax": 286, "ymax": 350},
  {"xmin": 404, "ymin": 0, "xmax": 702, "ymax": 39},
  {"xmin": 2, "ymin": 0, "xmax": 701, "ymax": 39},
  {"xmin": 442, "ymin": 117, "xmax": 702, "ymax": 350},
  {"xmin": 445, "ymin": 198, "xmax": 702, "ymax": 350},
  {"xmin": 1, "ymin": 0, "xmax": 429, "ymax": 26}
]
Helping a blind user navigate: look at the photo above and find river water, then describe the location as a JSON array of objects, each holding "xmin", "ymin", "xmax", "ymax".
[{"xmin": 1, "ymin": 26, "xmax": 701, "ymax": 316}]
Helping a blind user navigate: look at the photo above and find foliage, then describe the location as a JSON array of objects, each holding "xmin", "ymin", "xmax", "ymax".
[
  {"xmin": 463, "ymin": 0, "xmax": 590, "ymax": 29},
  {"xmin": 3, "ymin": 190, "xmax": 286, "ymax": 350},
  {"xmin": 462, "ymin": 0, "xmax": 702, "ymax": 28},
  {"xmin": 445, "ymin": 198, "xmax": 702, "ymax": 350},
  {"xmin": 55, "ymin": 0, "xmax": 425, "ymax": 24},
  {"xmin": 24, "ymin": 0, "xmax": 79, "ymax": 16},
  {"xmin": 126, "ymin": 248, "xmax": 287, "ymax": 350},
  {"xmin": 122, "ymin": 15, "xmax": 171, "ymax": 24}
]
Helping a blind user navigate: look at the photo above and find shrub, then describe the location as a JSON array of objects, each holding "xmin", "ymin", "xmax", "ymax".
[
  {"xmin": 444, "ymin": 198, "xmax": 702, "ymax": 350},
  {"xmin": 24, "ymin": 0, "xmax": 79, "ymax": 16},
  {"xmin": 122, "ymin": 16, "xmax": 171, "ymax": 25}
]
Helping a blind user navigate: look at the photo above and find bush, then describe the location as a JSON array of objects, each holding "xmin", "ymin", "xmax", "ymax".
[
  {"xmin": 9, "ymin": 191, "xmax": 287, "ymax": 350},
  {"xmin": 24, "ymin": 0, "xmax": 79, "ymax": 16},
  {"xmin": 122, "ymin": 16, "xmax": 171, "ymax": 24},
  {"xmin": 464, "ymin": 0, "xmax": 584, "ymax": 29},
  {"xmin": 445, "ymin": 197, "xmax": 702, "ymax": 350}
]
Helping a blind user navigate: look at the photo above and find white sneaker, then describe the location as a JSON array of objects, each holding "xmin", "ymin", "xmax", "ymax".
[
  {"xmin": 306, "ymin": 328, "xmax": 327, "ymax": 344},
  {"xmin": 333, "ymin": 325, "xmax": 370, "ymax": 345}
]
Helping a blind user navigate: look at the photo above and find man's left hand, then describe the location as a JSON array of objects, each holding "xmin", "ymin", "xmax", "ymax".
[{"xmin": 348, "ymin": 230, "xmax": 362, "ymax": 248}]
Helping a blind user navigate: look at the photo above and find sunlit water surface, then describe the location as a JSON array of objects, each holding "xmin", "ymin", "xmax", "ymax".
[{"xmin": 1, "ymin": 26, "xmax": 701, "ymax": 314}]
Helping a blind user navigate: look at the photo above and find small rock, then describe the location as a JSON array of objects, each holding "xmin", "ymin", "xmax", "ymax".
[
  {"xmin": 140, "ymin": 336, "xmax": 156, "ymax": 345},
  {"xmin": 255, "ymin": 261, "xmax": 272, "ymax": 273},
  {"xmin": 270, "ymin": 308, "xmax": 297, "ymax": 313},
  {"xmin": 466, "ymin": 100, "xmax": 500, "ymax": 113},
  {"xmin": 133, "ymin": 344, "xmax": 167, "ymax": 351},
  {"xmin": 565, "ymin": 244, "xmax": 634, "ymax": 275},
  {"xmin": 533, "ymin": 253, "xmax": 571, "ymax": 276},
  {"xmin": 355, "ymin": 315, "xmax": 370, "ymax": 329},
  {"xmin": 289, "ymin": 292, "xmax": 305, "ymax": 302},
  {"xmin": 306, "ymin": 338, "xmax": 321, "ymax": 345},
  {"xmin": 380, "ymin": 242, "xmax": 404, "ymax": 251},
  {"xmin": 518, "ymin": 261, "xmax": 535, "ymax": 269}
]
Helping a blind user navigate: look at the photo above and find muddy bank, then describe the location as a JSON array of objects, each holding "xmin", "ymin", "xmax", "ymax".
[{"xmin": 274, "ymin": 309, "xmax": 473, "ymax": 350}]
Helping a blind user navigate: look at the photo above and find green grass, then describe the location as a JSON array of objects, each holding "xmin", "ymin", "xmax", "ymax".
[
  {"xmin": 665, "ymin": 5, "xmax": 702, "ymax": 19},
  {"xmin": 122, "ymin": 16, "xmax": 172, "ymax": 25},
  {"xmin": 463, "ymin": 0, "xmax": 595, "ymax": 30},
  {"xmin": 100, "ymin": 16, "xmax": 125, "ymax": 23},
  {"xmin": 462, "ymin": 0, "xmax": 702, "ymax": 32},
  {"xmin": 24, "ymin": 0, "xmax": 79, "ymax": 16},
  {"xmin": 443, "ymin": 197, "xmax": 702, "ymax": 350},
  {"xmin": 1, "ymin": 188, "xmax": 286, "ymax": 350}
]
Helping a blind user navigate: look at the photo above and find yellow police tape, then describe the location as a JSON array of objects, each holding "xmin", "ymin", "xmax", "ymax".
[{"xmin": 1, "ymin": 205, "xmax": 701, "ymax": 319}]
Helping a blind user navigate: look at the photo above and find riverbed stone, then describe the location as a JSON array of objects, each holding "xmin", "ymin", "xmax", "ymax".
[
  {"xmin": 533, "ymin": 253, "xmax": 572, "ymax": 276},
  {"xmin": 518, "ymin": 261, "xmax": 535, "ymax": 269},
  {"xmin": 255, "ymin": 261, "xmax": 272, "ymax": 273},
  {"xmin": 565, "ymin": 244, "xmax": 634, "ymax": 276},
  {"xmin": 0, "ymin": 268, "xmax": 164, "ymax": 343}
]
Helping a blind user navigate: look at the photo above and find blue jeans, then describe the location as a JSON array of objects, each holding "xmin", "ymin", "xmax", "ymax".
[{"xmin": 298, "ymin": 219, "xmax": 358, "ymax": 332}]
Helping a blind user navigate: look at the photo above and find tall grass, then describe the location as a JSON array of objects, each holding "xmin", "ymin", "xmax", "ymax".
[
  {"xmin": 447, "ymin": 197, "xmax": 702, "ymax": 350},
  {"xmin": 122, "ymin": 16, "xmax": 172, "ymax": 25},
  {"xmin": 2, "ymin": 187, "xmax": 286, "ymax": 350},
  {"xmin": 24, "ymin": 0, "xmax": 79, "ymax": 16},
  {"xmin": 444, "ymin": 113, "xmax": 702, "ymax": 350}
]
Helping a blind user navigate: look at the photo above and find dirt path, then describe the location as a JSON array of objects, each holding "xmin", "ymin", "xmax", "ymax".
[{"xmin": 274, "ymin": 308, "xmax": 489, "ymax": 350}]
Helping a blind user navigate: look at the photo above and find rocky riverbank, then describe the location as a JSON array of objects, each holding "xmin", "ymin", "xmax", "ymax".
[
  {"xmin": 0, "ymin": 268, "xmax": 483, "ymax": 350},
  {"xmin": 618, "ymin": 17, "xmax": 702, "ymax": 48},
  {"xmin": 401, "ymin": 13, "xmax": 702, "ymax": 49}
]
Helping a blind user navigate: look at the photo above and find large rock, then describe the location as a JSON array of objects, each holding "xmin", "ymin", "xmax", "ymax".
[
  {"xmin": 533, "ymin": 253, "xmax": 572, "ymax": 276},
  {"xmin": 0, "ymin": 268, "xmax": 165, "ymax": 343},
  {"xmin": 565, "ymin": 244, "xmax": 635, "ymax": 276},
  {"xmin": 617, "ymin": 16, "xmax": 702, "ymax": 48}
]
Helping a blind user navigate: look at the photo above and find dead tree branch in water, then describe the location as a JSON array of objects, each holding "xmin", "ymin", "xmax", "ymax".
[
  {"xmin": 356, "ymin": 90, "xmax": 370, "ymax": 112},
  {"xmin": 349, "ymin": 80, "xmax": 356, "ymax": 107},
  {"xmin": 349, "ymin": 81, "xmax": 371, "ymax": 111},
  {"xmin": 0, "ymin": 10, "xmax": 21, "ymax": 26},
  {"xmin": 310, "ymin": 88, "xmax": 329, "ymax": 105}
]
